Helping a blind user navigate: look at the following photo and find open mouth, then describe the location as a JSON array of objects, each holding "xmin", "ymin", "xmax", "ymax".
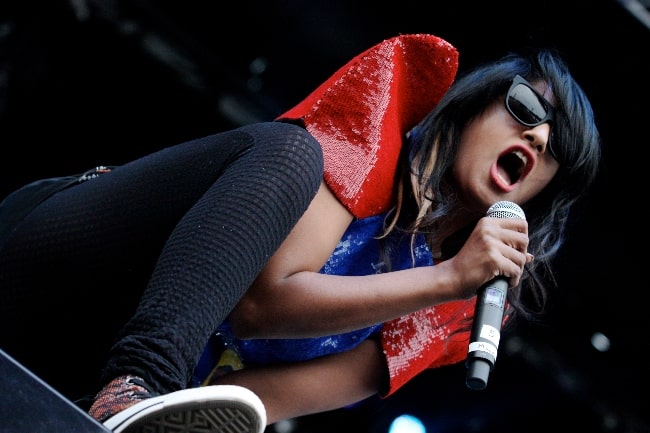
[{"xmin": 497, "ymin": 150, "xmax": 528, "ymax": 185}]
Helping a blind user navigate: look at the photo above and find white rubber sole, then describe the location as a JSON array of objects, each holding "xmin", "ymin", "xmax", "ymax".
[{"xmin": 102, "ymin": 385, "xmax": 266, "ymax": 433}]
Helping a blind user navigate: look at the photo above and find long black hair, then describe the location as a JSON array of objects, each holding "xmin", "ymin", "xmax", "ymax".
[{"xmin": 386, "ymin": 48, "xmax": 601, "ymax": 324}]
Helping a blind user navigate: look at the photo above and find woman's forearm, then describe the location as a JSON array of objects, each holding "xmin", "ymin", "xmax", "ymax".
[{"xmin": 233, "ymin": 264, "xmax": 456, "ymax": 339}]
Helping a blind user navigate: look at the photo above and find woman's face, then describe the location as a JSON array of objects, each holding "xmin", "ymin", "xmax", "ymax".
[{"xmin": 452, "ymin": 83, "xmax": 560, "ymax": 214}]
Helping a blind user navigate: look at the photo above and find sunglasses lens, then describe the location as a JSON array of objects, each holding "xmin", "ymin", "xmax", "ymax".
[{"xmin": 507, "ymin": 84, "xmax": 549, "ymax": 125}]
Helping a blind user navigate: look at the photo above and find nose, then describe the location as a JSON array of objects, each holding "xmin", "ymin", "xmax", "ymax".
[{"xmin": 523, "ymin": 123, "xmax": 552, "ymax": 155}]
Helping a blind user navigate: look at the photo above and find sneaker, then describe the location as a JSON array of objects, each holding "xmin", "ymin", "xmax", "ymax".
[
  {"xmin": 89, "ymin": 375, "xmax": 157, "ymax": 422},
  {"xmin": 90, "ymin": 376, "xmax": 266, "ymax": 433}
]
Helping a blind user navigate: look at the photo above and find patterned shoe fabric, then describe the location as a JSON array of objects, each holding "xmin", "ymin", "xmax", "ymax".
[
  {"xmin": 88, "ymin": 375, "xmax": 157, "ymax": 423},
  {"xmin": 101, "ymin": 385, "xmax": 267, "ymax": 433}
]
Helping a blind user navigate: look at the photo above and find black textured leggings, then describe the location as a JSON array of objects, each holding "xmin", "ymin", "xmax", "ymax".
[{"xmin": 0, "ymin": 121, "xmax": 324, "ymax": 400}]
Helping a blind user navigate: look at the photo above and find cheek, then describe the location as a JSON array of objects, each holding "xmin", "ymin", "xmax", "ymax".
[{"xmin": 454, "ymin": 123, "xmax": 485, "ymax": 162}]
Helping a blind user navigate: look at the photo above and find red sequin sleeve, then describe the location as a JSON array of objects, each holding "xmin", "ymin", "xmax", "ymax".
[
  {"xmin": 380, "ymin": 300, "xmax": 475, "ymax": 396},
  {"xmin": 277, "ymin": 34, "xmax": 458, "ymax": 219}
]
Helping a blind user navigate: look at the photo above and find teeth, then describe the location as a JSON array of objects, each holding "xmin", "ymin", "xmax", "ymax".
[{"xmin": 513, "ymin": 150, "xmax": 528, "ymax": 166}]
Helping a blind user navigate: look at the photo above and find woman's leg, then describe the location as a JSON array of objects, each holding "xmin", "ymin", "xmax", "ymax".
[
  {"xmin": 0, "ymin": 121, "xmax": 323, "ymax": 399},
  {"xmin": 214, "ymin": 339, "xmax": 385, "ymax": 425},
  {"xmin": 102, "ymin": 121, "xmax": 324, "ymax": 394}
]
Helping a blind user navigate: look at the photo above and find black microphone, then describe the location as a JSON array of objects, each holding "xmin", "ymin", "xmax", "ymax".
[{"xmin": 465, "ymin": 200, "xmax": 526, "ymax": 390}]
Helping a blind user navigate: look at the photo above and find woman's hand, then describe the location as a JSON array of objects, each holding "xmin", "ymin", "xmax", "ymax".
[{"xmin": 441, "ymin": 216, "xmax": 532, "ymax": 299}]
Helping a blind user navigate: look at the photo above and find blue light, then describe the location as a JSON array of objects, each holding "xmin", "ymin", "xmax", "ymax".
[{"xmin": 388, "ymin": 414, "xmax": 426, "ymax": 433}]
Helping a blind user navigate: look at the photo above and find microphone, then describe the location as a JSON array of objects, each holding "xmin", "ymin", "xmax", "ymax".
[{"xmin": 465, "ymin": 200, "xmax": 526, "ymax": 390}]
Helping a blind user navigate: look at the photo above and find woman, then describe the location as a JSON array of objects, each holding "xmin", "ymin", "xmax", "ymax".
[{"xmin": 0, "ymin": 34, "xmax": 600, "ymax": 432}]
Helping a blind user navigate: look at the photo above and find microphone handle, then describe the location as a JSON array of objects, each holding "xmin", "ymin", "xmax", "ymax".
[{"xmin": 465, "ymin": 277, "xmax": 508, "ymax": 390}]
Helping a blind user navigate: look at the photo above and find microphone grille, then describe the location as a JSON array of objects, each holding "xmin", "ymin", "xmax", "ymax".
[{"xmin": 486, "ymin": 201, "xmax": 526, "ymax": 221}]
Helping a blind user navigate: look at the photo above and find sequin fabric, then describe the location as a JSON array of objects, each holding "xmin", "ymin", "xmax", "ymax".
[
  {"xmin": 380, "ymin": 299, "xmax": 476, "ymax": 395},
  {"xmin": 278, "ymin": 34, "xmax": 458, "ymax": 219}
]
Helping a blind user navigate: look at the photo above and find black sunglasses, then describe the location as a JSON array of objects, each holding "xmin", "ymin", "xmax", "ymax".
[{"xmin": 505, "ymin": 75, "xmax": 559, "ymax": 161}]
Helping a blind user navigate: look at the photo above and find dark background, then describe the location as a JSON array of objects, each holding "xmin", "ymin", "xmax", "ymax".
[{"xmin": 0, "ymin": 1, "xmax": 645, "ymax": 432}]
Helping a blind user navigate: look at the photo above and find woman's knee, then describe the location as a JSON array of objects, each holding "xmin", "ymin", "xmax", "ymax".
[{"xmin": 242, "ymin": 121, "xmax": 324, "ymax": 187}]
